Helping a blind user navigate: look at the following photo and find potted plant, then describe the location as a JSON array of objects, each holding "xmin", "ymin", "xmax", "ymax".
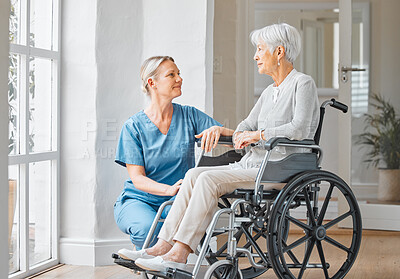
[{"xmin": 356, "ymin": 93, "xmax": 400, "ymax": 202}]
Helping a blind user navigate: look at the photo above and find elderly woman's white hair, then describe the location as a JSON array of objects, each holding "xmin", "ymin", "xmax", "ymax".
[
  {"xmin": 140, "ymin": 56, "xmax": 175, "ymax": 94},
  {"xmin": 250, "ymin": 23, "xmax": 301, "ymax": 64}
]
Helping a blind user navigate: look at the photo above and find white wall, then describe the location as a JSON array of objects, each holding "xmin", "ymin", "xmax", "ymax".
[
  {"xmin": 94, "ymin": 0, "xmax": 144, "ymax": 240},
  {"xmin": 61, "ymin": 0, "xmax": 214, "ymax": 266},
  {"xmin": 61, "ymin": 0, "xmax": 145, "ymax": 266},
  {"xmin": 60, "ymin": 0, "xmax": 98, "ymax": 265},
  {"xmin": 371, "ymin": 0, "xmax": 400, "ymax": 105},
  {"xmin": 141, "ymin": 0, "xmax": 214, "ymax": 113},
  {"xmin": 0, "ymin": 0, "xmax": 10, "ymax": 277},
  {"xmin": 213, "ymin": 0, "xmax": 238, "ymax": 128}
]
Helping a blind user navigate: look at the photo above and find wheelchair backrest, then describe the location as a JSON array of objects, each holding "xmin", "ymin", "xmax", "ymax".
[{"xmin": 261, "ymin": 99, "xmax": 347, "ymax": 183}]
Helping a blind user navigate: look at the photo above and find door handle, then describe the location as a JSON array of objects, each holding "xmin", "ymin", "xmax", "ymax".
[
  {"xmin": 341, "ymin": 67, "xmax": 366, "ymax": 73},
  {"xmin": 340, "ymin": 66, "xmax": 366, "ymax": 83}
]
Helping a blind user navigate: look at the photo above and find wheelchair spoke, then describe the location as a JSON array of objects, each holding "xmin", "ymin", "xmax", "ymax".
[
  {"xmin": 303, "ymin": 187, "xmax": 317, "ymax": 226},
  {"xmin": 242, "ymin": 229, "xmax": 265, "ymax": 252},
  {"xmin": 316, "ymin": 240, "xmax": 330, "ymax": 278},
  {"xmin": 298, "ymin": 238, "xmax": 316, "ymax": 279},
  {"xmin": 317, "ymin": 183, "xmax": 334, "ymax": 225},
  {"xmin": 282, "ymin": 241, "xmax": 301, "ymax": 264},
  {"xmin": 283, "ymin": 234, "xmax": 312, "ymax": 253},
  {"xmin": 222, "ymin": 267, "xmax": 230, "ymax": 278},
  {"xmin": 287, "ymin": 215, "xmax": 312, "ymax": 231},
  {"xmin": 324, "ymin": 210, "xmax": 353, "ymax": 229},
  {"xmin": 324, "ymin": 235, "xmax": 351, "ymax": 254}
]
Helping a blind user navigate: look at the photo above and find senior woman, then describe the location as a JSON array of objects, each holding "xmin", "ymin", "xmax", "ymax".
[
  {"xmin": 115, "ymin": 56, "xmax": 234, "ymax": 255},
  {"xmin": 130, "ymin": 23, "xmax": 320, "ymax": 272}
]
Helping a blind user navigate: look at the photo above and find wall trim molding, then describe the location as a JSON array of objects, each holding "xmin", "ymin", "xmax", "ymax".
[
  {"xmin": 359, "ymin": 202, "xmax": 400, "ymax": 231},
  {"xmin": 60, "ymin": 237, "xmax": 132, "ymax": 266}
]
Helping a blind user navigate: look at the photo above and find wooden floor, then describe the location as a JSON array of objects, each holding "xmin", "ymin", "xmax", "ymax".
[{"xmin": 32, "ymin": 229, "xmax": 400, "ymax": 279}]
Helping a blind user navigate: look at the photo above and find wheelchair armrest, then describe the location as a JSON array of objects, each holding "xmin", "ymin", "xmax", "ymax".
[
  {"xmin": 196, "ymin": 136, "xmax": 233, "ymax": 147},
  {"xmin": 264, "ymin": 137, "xmax": 316, "ymax": 151},
  {"xmin": 218, "ymin": 136, "xmax": 234, "ymax": 145}
]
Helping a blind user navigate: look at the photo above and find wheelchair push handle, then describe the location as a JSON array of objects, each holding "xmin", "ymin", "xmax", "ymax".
[{"xmin": 329, "ymin": 98, "xmax": 348, "ymax": 113}]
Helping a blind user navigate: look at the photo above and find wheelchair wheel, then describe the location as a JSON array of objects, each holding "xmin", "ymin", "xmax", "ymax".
[
  {"xmin": 205, "ymin": 260, "xmax": 243, "ymax": 279},
  {"xmin": 268, "ymin": 170, "xmax": 362, "ymax": 279}
]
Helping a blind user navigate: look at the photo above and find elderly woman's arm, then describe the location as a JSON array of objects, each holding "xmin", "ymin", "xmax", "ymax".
[{"xmin": 126, "ymin": 164, "xmax": 182, "ymax": 196}]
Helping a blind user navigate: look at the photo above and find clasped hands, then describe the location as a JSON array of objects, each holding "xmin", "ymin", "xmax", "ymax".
[{"xmin": 233, "ymin": 130, "xmax": 262, "ymax": 150}]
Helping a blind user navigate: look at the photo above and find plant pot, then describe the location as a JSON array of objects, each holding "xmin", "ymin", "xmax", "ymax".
[
  {"xmin": 8, "ymin": 179, "xmax": 17, "ymax": 245},
  {"xmin": 378, "ymin": 169, "xmax": 400, "ymax": 202}
]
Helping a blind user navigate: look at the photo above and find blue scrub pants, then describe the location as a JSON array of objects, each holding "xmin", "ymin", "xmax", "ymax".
[{"xmin": 114, "ymin": 197, "xmax": 174, "ymax": 250}]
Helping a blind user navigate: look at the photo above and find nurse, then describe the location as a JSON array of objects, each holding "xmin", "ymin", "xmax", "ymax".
[{"xmin": 114, "ymin": 56, "xmax": 234, "ymax": 253}]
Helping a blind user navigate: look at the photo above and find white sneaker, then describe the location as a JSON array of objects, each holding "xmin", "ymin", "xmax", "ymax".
[
  {"xmin": 117, "ymin": 248, "xmax": 155, "ymax": 261},
  {"xmin": 135, "ymin": 256, "xmax": 187, "ymax": 272}
]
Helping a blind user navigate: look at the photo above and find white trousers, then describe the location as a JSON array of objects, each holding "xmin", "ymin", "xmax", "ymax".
[{"xmin": 158, "ymin": 165, "xmax": 283, "ymax": 251}]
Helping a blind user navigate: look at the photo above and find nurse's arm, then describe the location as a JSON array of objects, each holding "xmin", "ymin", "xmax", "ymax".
[{"xmin": 126, "ymin": 164, "xmax": 182, "ymax": 196}]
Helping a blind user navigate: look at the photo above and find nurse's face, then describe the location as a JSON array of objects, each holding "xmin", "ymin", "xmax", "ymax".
[{"xmin": 152, "ymin": 60, "xmax": 183, "ymax": 99}]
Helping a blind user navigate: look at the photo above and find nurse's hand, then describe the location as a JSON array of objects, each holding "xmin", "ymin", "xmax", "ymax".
[
  {"xmin": 195, "ymin": 126, "xmax": 222, "ymax": 153},
  {"xmin": 165, "ymin": 179, "xmax": 182, "ymax": 196}
]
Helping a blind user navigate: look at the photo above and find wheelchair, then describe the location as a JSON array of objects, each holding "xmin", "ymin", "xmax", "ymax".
[{"xmin": 112, "ymin": 99, "xmax": 362, "ymax": 279}]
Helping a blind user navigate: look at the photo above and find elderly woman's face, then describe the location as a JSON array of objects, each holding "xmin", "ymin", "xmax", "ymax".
[{"xmin": 254, "ymin": 41, "xmax": 276, "ymax": 76}]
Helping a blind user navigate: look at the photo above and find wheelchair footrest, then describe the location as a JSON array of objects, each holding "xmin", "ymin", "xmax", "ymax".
[
  {"xmin": 147, "ymin": 268, "xmax": 193, "ymax": 279},
  {"xmin": 111, "ymin": 253, "xmax": 145, "ymax": 271},
  {"xmin": 112, "ymin": 254, "xmax": 192, "ymax": 279}
]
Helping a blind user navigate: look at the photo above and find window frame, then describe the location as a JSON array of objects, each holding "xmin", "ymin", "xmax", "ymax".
[{"xmin": 8, "ymin": 0, "xmax": 60, "ymax": 277}]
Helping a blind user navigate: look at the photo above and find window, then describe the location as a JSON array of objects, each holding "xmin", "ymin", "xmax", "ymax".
[{"xmin": 8, "ymin": 0, "xmax": 60, "ymax": 277}]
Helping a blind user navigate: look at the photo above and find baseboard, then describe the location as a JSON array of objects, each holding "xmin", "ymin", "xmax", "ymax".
[
  {"xmin": 60, "ymin": 237, "xmax": 132, "ymax": 266},
  {"xmin": 358, "ymin": 201, "xmax": 400, "ymax": 231},
  {"xmin": 59, "ymin": 236, "xmax": 216, "ymax": 267}
]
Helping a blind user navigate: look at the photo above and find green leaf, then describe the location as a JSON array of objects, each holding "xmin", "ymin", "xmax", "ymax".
[{"xmin": 357, "ymin": 93, "xmax": 400, "ymax": 169}]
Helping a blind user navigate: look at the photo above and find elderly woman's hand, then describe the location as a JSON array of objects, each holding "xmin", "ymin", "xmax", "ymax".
[
  {"xmin": 233, "ymin": 131, "xmax": 261, "ymax": 149},
  {"xmin": 195, "ymin": 126, "xmax": 222, "ymax": 153}
]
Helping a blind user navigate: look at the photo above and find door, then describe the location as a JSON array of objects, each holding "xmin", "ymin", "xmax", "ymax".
[
  {"xmin": 337, "ymin": 0, "xmax": 353, "ymax": 227},
  {"xmin": 338, "ymin": 0, "xmax": 400, "ymax": 231}
]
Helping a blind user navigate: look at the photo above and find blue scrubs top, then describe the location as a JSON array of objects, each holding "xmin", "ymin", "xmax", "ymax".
[{"xmin": 115, "ymin": 103, "xmax": 222, "ymax": 206}]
